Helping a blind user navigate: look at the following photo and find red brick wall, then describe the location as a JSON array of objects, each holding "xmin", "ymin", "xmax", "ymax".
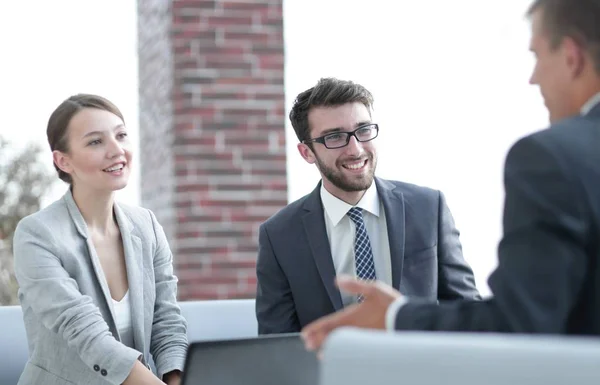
[{"xmin": 139, "ymin": 0, "xmax": 287, "ymax": 300}]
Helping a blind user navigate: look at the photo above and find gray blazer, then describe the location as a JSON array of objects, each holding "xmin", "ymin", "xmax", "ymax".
[
  {"xmin": 13, "ymin": 191, "xmax": 188, "ymax": 385},
  {"xmin": 256, "ymin": 177, "xmax": 480, "ymax": 334}
]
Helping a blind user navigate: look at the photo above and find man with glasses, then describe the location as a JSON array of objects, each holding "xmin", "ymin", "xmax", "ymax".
[{"xmin": 255, "ymin": 77, "xmax": 480, "ymax": 334}]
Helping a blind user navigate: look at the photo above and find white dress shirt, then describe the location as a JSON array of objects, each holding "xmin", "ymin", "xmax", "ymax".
[
  {"xmin": 385, "ymin": 90, "xmax": 600, "ymax": 331},
  {"xmin": 320, "ymin": 182, "xmax": 392, "ymax": 306},
  {"xmin": 581, "ymin": 92, "xmax": 600, "ymax": 115}
]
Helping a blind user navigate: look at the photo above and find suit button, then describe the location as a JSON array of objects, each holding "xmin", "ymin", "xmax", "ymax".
[
  {"xmin": 101, "ymin": 369, "xmax": 107, "ymax": 376},
  {"xmin": 93, "ymin": 365, "xmax": 100, "ymax": 372}
]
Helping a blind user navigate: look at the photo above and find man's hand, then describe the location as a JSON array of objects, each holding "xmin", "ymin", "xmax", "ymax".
[{"xmin": 301, "ymin": 275, "xmax": 401, "ymax": 352}]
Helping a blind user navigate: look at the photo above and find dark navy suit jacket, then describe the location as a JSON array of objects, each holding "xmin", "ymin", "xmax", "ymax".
[
  {"xmin": 394, "ymin": 104, "xmax": 600, "ymax": 335},
  {"xmin": 256, "ymin": 177, "xmax": 480, "ymax": 334}
]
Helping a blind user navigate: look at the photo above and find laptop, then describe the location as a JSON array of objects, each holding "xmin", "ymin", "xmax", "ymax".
[{"xmin": 181, "ymin": 333, "xmax": 319, "ymax": 385}]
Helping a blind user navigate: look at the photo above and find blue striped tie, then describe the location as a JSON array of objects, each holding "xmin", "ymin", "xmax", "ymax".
[{"xmin": 347, "ymin": 207, "xmax": 377, "ymax": 301}]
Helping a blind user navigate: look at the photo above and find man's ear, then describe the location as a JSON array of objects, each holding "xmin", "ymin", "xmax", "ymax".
[
  {"xmin": 297, "ymin": 143, "xmax": 317, "ymax": 164},
  {"xmin": 53, "ymin": 150, "xmax": 73, "ymax": 174},
  {"xmin": 563, "ymin": 36, "xmax": 586, "ymax": 78}
]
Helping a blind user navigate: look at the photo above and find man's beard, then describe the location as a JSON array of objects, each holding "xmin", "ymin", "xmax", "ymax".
[{"xmin": 314, "ymin": 154, "xmax": 376, "ymax": 192}]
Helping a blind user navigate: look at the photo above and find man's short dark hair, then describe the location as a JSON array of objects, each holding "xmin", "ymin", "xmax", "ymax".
[
  {"xmin": 528, "ymin": 0, "xmax": 600, "ymax": 73},
  {"xmin": 289, "ymin": 78, "xmax": 374, "ymax": 143}
]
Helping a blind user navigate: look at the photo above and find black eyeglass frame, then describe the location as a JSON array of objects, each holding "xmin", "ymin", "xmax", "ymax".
[{"xmin": 302, "ymin": 123, "xmax": 379, "ymax": 149}]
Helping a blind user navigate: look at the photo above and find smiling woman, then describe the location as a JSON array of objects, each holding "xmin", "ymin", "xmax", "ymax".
[
  {"xmin": 11, "ymin": 94, "xmax": 187, "ymax": 385},
  {"xmin": 48, "ymin": 95, "xmax": 132, "ymax": 188}
]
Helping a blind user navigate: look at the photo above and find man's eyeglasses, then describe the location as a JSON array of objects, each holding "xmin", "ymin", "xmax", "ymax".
[{"xmin": 302, "ymin": 123, "xmax": 379, "ymax": 149}]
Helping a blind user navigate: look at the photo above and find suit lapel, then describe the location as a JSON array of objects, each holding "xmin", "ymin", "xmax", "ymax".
[
  {"xmin": 302, "ymin": 183, "xmax": 343, "ymax": 310},
  {"xmin": 375, "ymin": 178, "xmax": 406, "ymax": 290},
  {"xmin": 64, "ymin": 191, "xmax": 146, "ymax": 352},
  {"xmin": 114, "ymin": 204, "xmax": 146, "ymax": 353},
  {"xmin": 63, "ymin": 191, "xmax": 118, "ymax": 332}
]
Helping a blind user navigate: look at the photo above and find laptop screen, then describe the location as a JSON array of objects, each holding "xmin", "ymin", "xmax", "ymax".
[{"xmin": 181, "ymin": 333, "xmax": 319, "ymax": 385}]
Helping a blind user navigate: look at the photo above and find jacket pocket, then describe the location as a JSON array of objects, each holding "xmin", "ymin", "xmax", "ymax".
[
  {"xmin": 404, "ymin": 245, "xmax": 437, "ymax": 270},
  {"xmin": 18, "ymin": 362, "xmax": 76, "ymax": 385},
  {"xmin": 400, "ymin": 246, "xmax": 438, "ymax": 299}
]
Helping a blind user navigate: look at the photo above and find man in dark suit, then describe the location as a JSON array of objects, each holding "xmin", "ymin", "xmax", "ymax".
[
  {"xmin": 302, "ymin": 0, "xmax": 600, "ymax": 349},
  {"xmin": 255, "ymin": 77, "xmax": 480, "ymax": 334}
]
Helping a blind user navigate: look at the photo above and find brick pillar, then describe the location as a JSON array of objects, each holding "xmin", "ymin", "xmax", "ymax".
[
  {"xmin": 138, "ymin": 0, "xmax": 177, "ymax": 245},
  {"xmin": 138, "ymin": 0, "xmax": 287, "ymax": 300}
]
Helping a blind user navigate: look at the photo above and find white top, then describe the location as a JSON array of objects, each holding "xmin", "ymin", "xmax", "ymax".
[
  {"xmin": 320, "ymin": 182, "xmax": 393, "ymax": 306},
  {"xmin": 112, "ymin": 290, "xmax": 135, "ymax": 348}
]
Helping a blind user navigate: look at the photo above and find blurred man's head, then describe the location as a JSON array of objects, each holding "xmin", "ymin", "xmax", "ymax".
[{"xmin": 527, "ymin": 0, "xmax": 600, "ymax": 122}]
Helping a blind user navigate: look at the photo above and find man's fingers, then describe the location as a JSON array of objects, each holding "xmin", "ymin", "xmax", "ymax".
[
  {"xmin": 336, "ymin": 276, "xmax": 376, "ymax": 297},
  {"xmin": 303, "ymin": 307, "xmax": 350, "ymax": 338},
  {"xmin": 302, "ymin": 305, "xmax": 361, "ymax": 350},
  {"xmin": 303, "ymin": 329, "xmax": 328, "ymax": 352}
]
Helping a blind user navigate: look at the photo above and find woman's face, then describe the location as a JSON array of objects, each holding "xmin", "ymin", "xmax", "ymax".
[{"xmin": 53, "ymin": 107, "xmax": 132, "ymax": 193}]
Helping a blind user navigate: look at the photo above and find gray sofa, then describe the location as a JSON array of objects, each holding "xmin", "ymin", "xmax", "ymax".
[{"xmin": 0, "ymin": 299, "xmax": 257, "ymax": 385}]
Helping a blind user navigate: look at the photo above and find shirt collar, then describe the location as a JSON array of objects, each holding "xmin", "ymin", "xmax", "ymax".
[
  {"xmin": 320, "ymin": 181, "xmax": 380, "ymax": 227},
  {"xmin": 580, "ymin": 92, "xmax": 600, "ymax": 115}
]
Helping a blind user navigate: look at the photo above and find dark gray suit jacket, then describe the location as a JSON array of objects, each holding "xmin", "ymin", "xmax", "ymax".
[
  {"xmin": 394, "ymin": 104, "xmax": 600, "ymax": 335},
  {"xmin": 256, "ymin": 177, "xmax": 480, "ymax": 334}
]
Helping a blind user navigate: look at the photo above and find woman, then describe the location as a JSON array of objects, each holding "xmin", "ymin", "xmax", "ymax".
[{"xmin": 13, "ymin": 94, "xmax": 187, "ymax": 385}]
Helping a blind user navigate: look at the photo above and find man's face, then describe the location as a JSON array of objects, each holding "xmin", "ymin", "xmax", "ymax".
[
  {"xmin": 297, "ymin": 102, "xmax": 378, "ymax": 197},
  {"xmin": 529, "ymin": 9, "xmax": 582, "ymax": 122}
]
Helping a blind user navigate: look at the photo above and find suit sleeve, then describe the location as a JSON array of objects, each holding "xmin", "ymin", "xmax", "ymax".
[
  {"xmin": 13, "ymin": 217, "xmax": 141, "ymax": 385},
  {"xmin": 436, "ymin": 191, "xmax": 481, "ymax": 301},
  {"xmin": 255, "ymin": 224, "xmax": 301, "ymax": 334},
  {"xmin": 148, "ymin": 210, "xmax": 188, "ymax": 379},
  {"xmin": 395, "ymin": 134, "xmax": 589, "ymax": 332}
]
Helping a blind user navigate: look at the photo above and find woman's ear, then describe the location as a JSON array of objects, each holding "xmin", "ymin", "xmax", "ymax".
[{"xmin": 53, "ymin": 150, "xmax": 73, "ymax": 174}]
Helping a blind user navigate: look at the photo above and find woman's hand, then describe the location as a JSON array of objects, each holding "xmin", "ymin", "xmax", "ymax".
[
  {"xmin": 164, "ymin": 370, "xmax": 182, "ymax": 385},
  {"xmin": 123, "ymin": 361, "xmax": 164, "ymax": 385}
]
